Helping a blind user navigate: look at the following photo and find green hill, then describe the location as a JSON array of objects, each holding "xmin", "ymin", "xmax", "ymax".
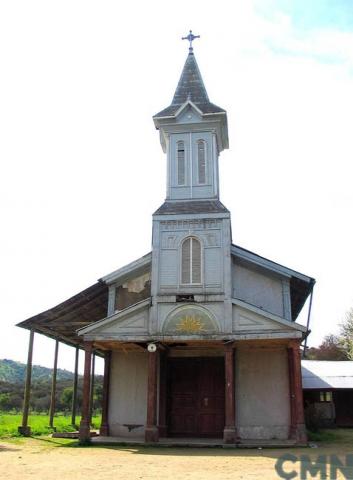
[{"xmin": 0, "ymin": 359, "xmax": 74, "ymax": 384}]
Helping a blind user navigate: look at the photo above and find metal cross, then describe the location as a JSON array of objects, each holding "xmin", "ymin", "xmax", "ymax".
[{"xmin": 182, "ymin": 30, "xmax": 200, "ymax": 52}]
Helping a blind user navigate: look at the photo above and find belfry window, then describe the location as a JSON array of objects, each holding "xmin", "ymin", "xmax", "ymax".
[
  {"xmin": 197, "ymin": 140, "xmax": 206, "ymax": 184},
  {"xmin": 177, "ymin": 141, "xmax": 186, "ymax": 185},
  {"xmin": 181, "ymin": 237, "xmax": 202, "ymax": 284}
]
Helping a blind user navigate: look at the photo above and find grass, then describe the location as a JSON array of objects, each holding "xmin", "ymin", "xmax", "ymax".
[
  {"xmin": 307, "ymin": 428, "xmax": 353, "ymax": 444},
  {"xmin": 0, "ymin": 413, "xmax": 101, "ymax": 437}
]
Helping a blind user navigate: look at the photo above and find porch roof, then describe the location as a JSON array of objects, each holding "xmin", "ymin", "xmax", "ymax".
[{"xmin": 17, "ymin": 281, "xmax": 108, "ymax": 350}]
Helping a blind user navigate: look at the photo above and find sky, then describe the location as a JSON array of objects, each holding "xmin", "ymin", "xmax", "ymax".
[{"xmin": 0, "ymin": 0, "xmax": 352, "ymax": 374}]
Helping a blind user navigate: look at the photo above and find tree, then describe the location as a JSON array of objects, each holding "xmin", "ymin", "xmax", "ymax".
[
  {"xmin": 60, "ymin": 387, "xmax": 73, "ymax": 412},
  {"xmin": 0, "ymin": 393, "xmax": 12, "ymax": 411},
  {"xmin": 339, "ymin": 308, "xmax": 353, "ymax": 360},
  {"xmin": 306, "ymin": 308, "xmax": 353, "ymax": 361},
  {"xmin": 306, "ymin": 334, "xmax": 348, "ymax": 360}
]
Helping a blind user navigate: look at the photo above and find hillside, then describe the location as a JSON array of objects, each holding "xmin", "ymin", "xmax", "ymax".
[{"xmin": 0, "ymin": 359, "xmax": 74, "ymax": 383}]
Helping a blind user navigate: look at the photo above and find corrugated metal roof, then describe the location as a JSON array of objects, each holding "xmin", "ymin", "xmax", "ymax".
[{"xmin": 302, "ymin": 360, "xmax": 353, "ymax": 389}]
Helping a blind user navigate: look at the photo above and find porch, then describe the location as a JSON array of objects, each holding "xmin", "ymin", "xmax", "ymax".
[{"xmin": 78, "ymin": 338, "xmax": 307, "ymax": 446}]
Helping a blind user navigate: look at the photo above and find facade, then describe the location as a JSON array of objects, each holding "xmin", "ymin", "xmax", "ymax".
[{"xmin": 18, "ymin": 40, "xmax": 315, "ymax": 445}]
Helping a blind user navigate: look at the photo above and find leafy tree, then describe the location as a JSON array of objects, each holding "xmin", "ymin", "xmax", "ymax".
[
  {"xmin": 339, "ymin": 308, "xmax": 353, "ymax": 360},
  {"xmin": 307, "ymin": 308, "xmax": 353, "ymax": 360},
  {"xmin": 0, "ymin": 393, "xmax": 12, "ymax": 411},
  {"xmin": 60, "ymin": 387, "xmax": 73, "ymax": 412}
]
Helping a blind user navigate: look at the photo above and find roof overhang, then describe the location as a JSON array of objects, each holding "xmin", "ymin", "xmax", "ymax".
[{"xmin": 16, "ymin": 281, "xmax": 108, "ymax": 351}]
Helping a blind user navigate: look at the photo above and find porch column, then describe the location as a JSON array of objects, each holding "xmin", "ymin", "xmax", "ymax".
[
  {"xmin": 18, "ymin": 329, "xmax": 34, "ymax": 436},
  {"xmin": 287, "ymin": 341, "xmax": 307, "ymax": 443},
  {"xmin": 79, "ymin": 341, "xmax": 93, "ymax": 444},
  {"xmin": 71, "ymin": 346, "xmax": 79, "ymax": 427},
  {"xmin": 145, "ymin": 348, "xmax": 159, "ymax": 443},
  {"xmin": 89, "ymin": 352, "xmax": 96, "ymax": 423},
  {"xmin": 49, "ymin": 340, "xmax": 59, "ymax": 429},
  {"xmin": 223, "ymin": 345, "xmax": 237, "ymax": 444},
  {"xmin": 100, "ymin": 350, "xmax": 111, "ymax": 436},
  {"xmin": 158, "ymin": 349, "xmax": 167, "ymax": 437}
]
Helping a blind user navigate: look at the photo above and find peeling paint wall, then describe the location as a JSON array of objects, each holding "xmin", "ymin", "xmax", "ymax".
[
  {"xmin": 115, "ymin": 273, "xmax": 151, "ymax": 311},
  {"xmin": 236, "ymin": 348, "xmax": 290, "ymax": 439},
  {"xmin": 108, "ymin": 351, "xmax": 148, "ymax": 437}
]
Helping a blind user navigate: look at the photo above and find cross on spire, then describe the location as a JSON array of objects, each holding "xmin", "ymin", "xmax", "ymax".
[{"xmin": 182, "ymin": 30, "xmax": 200, "ymax": 53}]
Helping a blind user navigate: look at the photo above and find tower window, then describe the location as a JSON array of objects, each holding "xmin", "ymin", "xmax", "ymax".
[
  {"xmin": 177, "ymin": 141, "xmax": 186, "ymax": 185},
  {"xmin": 197, "ymin": 140, "xmax": 206, "ymax": 184},
  {"xmin": 181, "ymin": 237, "xmax": 202, "ymax": 284}
]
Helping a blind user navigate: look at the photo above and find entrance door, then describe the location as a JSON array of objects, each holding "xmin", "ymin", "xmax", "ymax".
[{"xmin": 167, "ymin": 357, "xmax": 225, "ymax": 437}]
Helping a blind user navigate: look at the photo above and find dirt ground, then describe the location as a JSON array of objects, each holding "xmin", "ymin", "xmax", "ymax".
[{"xmin": 0, "ymin": 436, "xmax": 352, "ymax": 480}]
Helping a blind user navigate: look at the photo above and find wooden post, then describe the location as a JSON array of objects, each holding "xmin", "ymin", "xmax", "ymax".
[
  {"xmin": 79, "ymin": 341, "xmax": 92, "ymax": 444},
  {"xmin": 49, "ymin": 340, "xmax": 59, "ymax": 429},
  {"xmin": 158, "ymin": 350, "xmax": 167, "ymax": 437},
  {"xmin": 71, "ymin": 346, "xmax": 79, "ymax": 427},
  {"xmin": 287, "ymin": 341, "xmax": 307, "ymax": 443},
  {"xmin": 18, "ymin": 329, "xmax": 34, "ymax": 436},
  {"xmin": 89, "ymin": 352, "xmax": 95, "ymax": 424},
  {"xmin": 100, "ymin": 351, "xmax": 111, "ymax": 436},
  {"xmin": 145, "ymin": 348, "xmax": 159, "ymax": 443},
  {"xmin": 223, "ymin": 345, "xmax": 237, "ymax": 444}
]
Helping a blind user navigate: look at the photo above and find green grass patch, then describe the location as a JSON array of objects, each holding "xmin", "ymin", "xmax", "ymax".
[
  {"xmin": 0, "ymin": 413, "xmax": 101, "ymax": 438},
  {"xmin": 307, "ymin": 428, "xmax": 353, "ymax": 445}
]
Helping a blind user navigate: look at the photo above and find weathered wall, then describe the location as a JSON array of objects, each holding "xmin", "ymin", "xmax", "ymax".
[
  {"xmin": 157, "ymin": 218, "xmax": 226, "ymax": 293},
  {"xmin": 232, "ymin": 263, "xmax": 284, "ymax": 317},
  {"xmin": 115, "ymin": 272, "xmax": 151, "ymax": 311},
  {"xmin": 236, "ymin": 347, "xmax": 290, "ymax": 439},
  {"xmin": 108, "ymin": 351, "xmax": 148, "ymax": 437}
]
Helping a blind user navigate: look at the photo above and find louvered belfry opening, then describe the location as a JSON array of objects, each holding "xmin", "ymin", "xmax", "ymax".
[
  {"xmin": 177, "ymin": 141, "xmax": 185, "ymax": 185},
  {"xmin": 181, "ymin": 237, "xmax": 201, "ymax": 284},
  {"xmin": 197, "ymin": 140, "xmax": 206, "ymax": 184}
]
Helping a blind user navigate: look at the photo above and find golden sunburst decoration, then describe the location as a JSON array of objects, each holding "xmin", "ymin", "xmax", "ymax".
[{"xmin": 175, "ymin": 315, "xmax": 206, "ymax": 333}]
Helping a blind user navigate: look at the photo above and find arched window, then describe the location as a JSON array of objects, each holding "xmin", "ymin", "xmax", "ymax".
[
  {"xmin": 177, "ymin": 141, "xmax": 185, "ymax": 186},
  {"xmin": 181, "ymin": 237, "xmax": 202, "ymax": 284},
  {"xmin": 197, "ymin": 140, "xmax": 206, "ymax": 184}
]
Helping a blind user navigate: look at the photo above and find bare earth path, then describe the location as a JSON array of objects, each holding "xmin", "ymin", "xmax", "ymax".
[{"xmin": 0, "ymin": 436, "xmax": 352, "ymax": 480}]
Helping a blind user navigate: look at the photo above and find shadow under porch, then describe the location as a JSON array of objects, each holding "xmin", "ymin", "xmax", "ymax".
[{"xmin": 79, "ymin": 339, "xmax": 307, "ymax": 446}]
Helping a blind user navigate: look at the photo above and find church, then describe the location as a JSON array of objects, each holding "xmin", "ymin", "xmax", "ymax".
[{"xmin": 18, "ymin": 33, "xmax": 315, "ymax": 446}]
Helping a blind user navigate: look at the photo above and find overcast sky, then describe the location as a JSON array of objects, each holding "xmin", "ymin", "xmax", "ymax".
[{"xmin": 1, "ymin": 0, "xmax": 352, "ymax": 374}]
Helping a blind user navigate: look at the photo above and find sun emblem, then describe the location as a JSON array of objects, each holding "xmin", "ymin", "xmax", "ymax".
[{"xmin": 175, "ymin": 315, "xmax": 206, "ymax": 333}]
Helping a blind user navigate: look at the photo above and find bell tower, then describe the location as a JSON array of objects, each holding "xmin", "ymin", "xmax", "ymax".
[
  {"xmin": 153, "ymin": 33, "xmax": 228, "ymax": 202},
  {"xmin": 150, "ymin": 33, "xmax": 233, "ymax": 335}
]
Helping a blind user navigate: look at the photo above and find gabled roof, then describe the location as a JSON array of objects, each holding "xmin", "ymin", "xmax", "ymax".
[
  {"xmin": 78, "ymin": 298, "xmax": 151, "ymax": 336},
  {"xmin": 154, "ymin": 52, "xmax": 225, "ymax": 118},
  {"xmin": 302, "ymin": 360, "xmax": 353, "ymax": 389},
  {"xmin": 101, "ymin": 252, "xmax": 151, "ymax": 285},
  {"xmin": 231, "ymin": 244, "xmax": 315, "ymax": 320}
]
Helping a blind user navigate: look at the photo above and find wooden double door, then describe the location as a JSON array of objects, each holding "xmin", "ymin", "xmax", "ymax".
[{"xmin": 167, "ymin": 357, "xmax": 225, "ymax": 437}]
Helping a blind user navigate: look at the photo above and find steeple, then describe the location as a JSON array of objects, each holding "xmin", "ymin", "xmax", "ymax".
[
  {"xmin": 153, "ymin": 34, "xmax": 229, "ymax": 202},
  {"xmin": 154, "ymin": 49, "xmax": 226, "ymax": 119}
]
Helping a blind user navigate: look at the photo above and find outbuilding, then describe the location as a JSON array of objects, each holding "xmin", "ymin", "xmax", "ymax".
[{"xmin": 302, "ymin": 360, "xmax": 353, "ymax": 427}]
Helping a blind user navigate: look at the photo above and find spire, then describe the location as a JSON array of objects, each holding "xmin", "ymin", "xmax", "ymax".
[
  {"xmin": 154, "ymin": 33, "xmax": 225, "ymax": 118},
  {"xmin": 171, "ymin": 51, "xmax": 210, "ymax": 106}
]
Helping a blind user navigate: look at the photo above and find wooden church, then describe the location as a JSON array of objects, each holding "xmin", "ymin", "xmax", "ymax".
[{"xmin": 18, "ymin": 34, "xmax": 315, "ymax": 445}]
